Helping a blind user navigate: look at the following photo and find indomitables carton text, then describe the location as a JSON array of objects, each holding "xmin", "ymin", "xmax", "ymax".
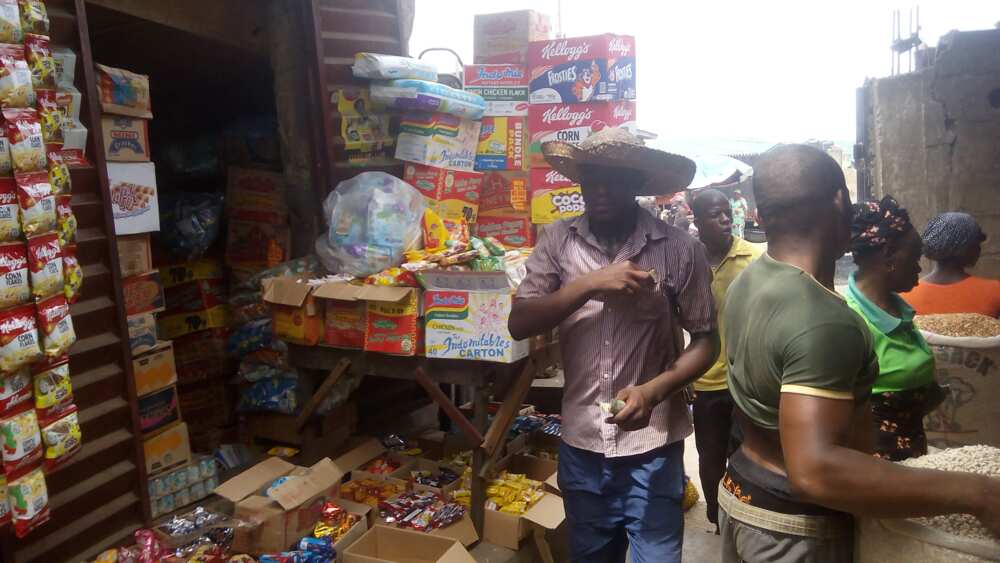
[
  {"xmin": 530, "ymin": 168, "xmax": 585, "ymax": 224},
  {"xmin": 527, "ymin": 100, "xmax": 637, "ymax": 167},
  {"xmin": 463, "ymin": 65, "xmax": 529, "ymax": 117},
  {"xmin": 528, "ymin": 34, "xmax": 636, "ymax": 104}
]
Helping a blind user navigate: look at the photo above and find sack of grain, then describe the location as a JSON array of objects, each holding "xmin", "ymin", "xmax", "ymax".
[{"xmin": 916, "ymin": 314, "xmax": 1000, "ymax": 449}]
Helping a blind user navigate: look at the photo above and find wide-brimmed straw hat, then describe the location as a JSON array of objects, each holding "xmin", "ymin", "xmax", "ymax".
[{"xmin": 542, "ymin": 128, "xmax": 697, "ymax": 196}]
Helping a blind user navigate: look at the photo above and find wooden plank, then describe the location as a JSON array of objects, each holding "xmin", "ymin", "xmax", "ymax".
[
  {"xmin": 480, "ymin": 360, "xmax": 536, "ymax": 459},
  {"xmin": 413, "ymin": 367, "xmax": 484, "ymax": 445},
  {"xmin": 296, "ymin": 357, "xmax": 352, "ymax": 429}
]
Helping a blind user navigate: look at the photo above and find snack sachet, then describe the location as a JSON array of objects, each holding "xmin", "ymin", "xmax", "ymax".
[
  {"xmin": 0, "ymin": 241, "xmax": 29, "ymax": 308},
  {"xmin": 8, "ymin": 467, "xmax": 48, "ymax": 538},
  {"xmin": 5, "ymin": 109, "xmax": 46, "ymax": 173},
  {"xmin": 0, "ymin": 304, "xmax": 41, "ymax": 372},
  {"xmin": 61, "ymin": 243, "xmax": 81, "ymax": 303},
  {"xmin": 41, "ymin": 409, "xmax": 80, "ymax": 471},
  {"xmin": 15, "ymin": 170, "xmax": 54, "ymax": 235},
  {"xmin": 27, "ymin": 232, "xmax": 61, "ymax": 298},
  {"xmin": 32, "ymin": 356, "xmax": 72, "ymax": 424},
  {"xmin": 23, "ymin": 34, "xmax": 55, "ymax": 90},
  {"xmin": 0, "ymin": 44, "xmax": 33, "ymax": 108},
  {"xmin": 54, "ymin": 194, "xmax": 74, "ymax": 245},
  {"xmin": 36, "ymin": 293, "xmax": 74, "ymax": 357},
  {"xmin": 0, "ymin": 408, "xmax": 42, "ymax": 479}
]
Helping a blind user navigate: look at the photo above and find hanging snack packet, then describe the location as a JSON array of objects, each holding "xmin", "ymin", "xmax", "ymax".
[
  {"xmin": 15, "ymin": 170, "xmax": 54, "ymax": 235},
  {"xmin": 8, "ymin": 467, "xmax": 48, "ymax": 538},
  {"xmin": 0, "ymin": 304, "xmax": 40, "ymax": 372},
  {"xmin": 0, "ymin": 409, "xmax": 42, "ymax": 478},
  {"xmin": 35, "ymin": 90, "xmax": 61, "ymax": 143},
  {"xmin": 54, "ymin": 195, "xmax": 74, "ymax": 245},
  {"xmin": 0, "ymin": 137, "xmax": 10, "ymax": 176},
  {"xmin": 0, "ymin": 368, "xmax": 30, "ymax": 418},
  {"xmin": 5, "ymin": 109, "xmax": 45, "ymax": 172},
  {"xmin": 23, "ymin": 34, "xmax": 54, "ymax": 90},
  {"xmin": 45, "ymin": 148, "xmax": 69, "ymax": 194},
  {"xmin": 17, "ymin": 0, "xmax": 47, "ymax": 36},
  {"xmin": 61, "ymin": 243, "xmax": 80, "ymax": 303},
  {"xmin": 0, "ymin": 45, "xmax": 32, "ymax": 109},
  {"xmin": 0, "ymin": 241, "xmax": 29, "ymax": 308},
  {"xmin": 0, "ymin": 178, "xmax": 18, "ymax": 241},
  {"xmin": 422, "ymin": 208, "xmax": 449, "ymax": 253},
  {"xmin": 0, "ymin": 0, "xmax": 21, "ymax": 43},
  {"xmin": 32, "ymin": 356, "xmax": 72, "ymax": 424},
  {"xmin": 36, "ymin": 293, "xmax": 74, "ymax": 357},
  {"xmin": 27, "ymin": 232, "xmax": 61, "ymax": 298},
  {"xmin": 0, "ymin": 475, "xmax": 9, "ymax": 527},
  {"xmin": 41, "ymin": 409, "xmax": 79, "ymax": 471}
]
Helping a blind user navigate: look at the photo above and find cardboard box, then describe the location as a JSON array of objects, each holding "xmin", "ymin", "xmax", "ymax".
[
  {"xmin": 108, "ymin": 162, "xmax": 159, "ymax": 234},
  {"xmin": 62, "ymin": 118, "xmax": 88, "ymax": 151},
  {"xmin": 530, "ymin": 168, "xmax": 585, "ymax": 224},
  {"xmin": 395, "ymin": 112, "xmax": 480, "ymax": 172},
  {"xmin": 484, "ymin": 454, "xmax": 565, "ymax": 550},
  {"xmin": 479, "ymin": 170, "xmax": 528, "ymax": 215},
  {"xmin": 226, "ymin": 167, "xmax": 287, "ymax": 225},
  {"xmin": 408, "ymin": 458, "xmax": 462, "ymax": 499},
  {"xmin": 138, "ymin": 384, "xmax": 181, "ymax": 436},
  {"xmin": 215, "ymin": 456, "xmax": 369, "ymax": 555},
  {"xmin": 117, "ymin": 233, "xmax": 152, "ymax": 277},
  {"xmin": 528, "ymin": 34, "xmax": 636, "ymax": 104},
  {"xmin": 133, "ymin": 340, "xmax": 177, "ymax": 396},
  {"xmin": 344, "ymin": 526, "xmax": 475, "ymax": 563},
  {"xmin": 158, "ymin": 305, "xmax": 230, "ymax": 340},
  {"xmin": 475, "ymin": 117, "xmax": 527, "ymax": 171},
  {"xmin": 164, "ymin": 278, "xmax": 227, "ymax": 316},
  {"xmin": 527, "ymin": 100, "xmax": 637, "ymax": 167},
  {"xmin": 314, "ymin": 283, "xmax": 367, "ymax": 350},
  {"xmin": 172, "ymin": 327, "xmax": 229, "ymax": 382},
  {"xmin": 335, "ymin": 438, "xmax": 415, "ymax": 482},
  {"xmin": 402, "ymin": 163, "xmax": 483, "ymax": 223},
  {"xmin": 226, "ymin": 220, "xmax": 291, "ymax": 271},
  {"xmin": 463, "ymin": 65, "xmax": 529, "ymax": 117},
  {"xmin": 363, "ymin": 286, "xmax": 421, "ymax": 357},
  {"xmin": 474, "ymin": 215, "xmax": 534, "ymax": 248},
  {"xmin": 424, "ymin": 290, "xmax": 528, "ymax": 364},
  {"xmin": 473, "ymin": 10, "xmax": 552, "ymax": 65},
  {"xmin": 262, "ymin": 277, "xmax": 323, "ymax": 346},
  {"xmin": 55, "ymin": 86, "xmax": 82, "ymax": 122},
  {"xmin": 127, "ymin": 312, "xmax": 159, "ymax": 355},
  {"xmin": 143, "ymin": 421, "xmax": 191, "ymax": 475},
  {"xmin": 160, "ymin": 259, "xmax": 225, "ymax": 289},
  {"xmin": 122, "ymin": 270, "xmax": 165, "ymax": 316},
  {"xmin": 101, "ymin": 115, "xmax": 150, "ymax": 162}
]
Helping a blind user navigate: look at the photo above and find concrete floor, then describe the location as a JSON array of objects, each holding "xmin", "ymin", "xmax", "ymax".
[{"xmin": 680, "ymin": 432, "xmax": 724, "ymax": 562}]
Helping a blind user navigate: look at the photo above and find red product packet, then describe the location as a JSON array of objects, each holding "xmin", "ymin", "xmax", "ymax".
[
  {"xmin": 0, "ymin": 177, "xmax": 22, "ymax": 241},
  {"xmin": 26, "ymin": 232, "xmax": 62, "ymax": 299},
  {"xmin": 34, "ymin": 88, "xmax": 61, "ymax": 143},
  {"xmin": 0, "ymin": 241, "xmax": 30, "ymax": 309},
  {"xmin": 35, "ymin": 293, "xmax": 74, "ymax": 358},
  {"xmin": 31, "ymin": 355, "xmax": 72, "ymax": 425},
  {"xmin": 0, "ymin": 303, "xmax": 41, "ymax": 373},
  {"xmin": 0, "ymin": 408, "xmax": 42, "ymax": 480},
  {"xmin": 0, "ymin": 368, "xmax": 31, "ymax": 418},
  {"xmin": 54, "ymin": 194, "xmax": 74, "ymax": 245},
  {"xmin": 15, "ymin": 170, "xmax": 55, "ymax": 236},
  {"xmin": 23, "ymin": 33, "xmax": 54, "ymax": 90},
  {"xmin": 8, "ymin": 467, "xmax": 48, "ymax": 538},
  {"xmin": 4, "ymin": 108, "xmax": 46, "ymax": 173},
  {"xmin": 45, "ymin": 144, "xmax": 70, "ymax": 194},
  {"xmin": 0, "ymin": 43, "xmax": 34, "ymax": 109},
  {"xmin": 61, "ymin": 243, "xmax": 81, "ymax": 303}
]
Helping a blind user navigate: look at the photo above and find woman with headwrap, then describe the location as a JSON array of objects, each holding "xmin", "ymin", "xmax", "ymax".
[
  {"xmin": 845, "ymin": 196, "xmax": 938, "ymax": 460},
  {"xmin": 901, "ymin": 212, "xmax": 1000, "ymax": 317}
]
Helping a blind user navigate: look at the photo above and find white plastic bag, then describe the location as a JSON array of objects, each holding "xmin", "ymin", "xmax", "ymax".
[{"xmin": 352, "ymin": 53, "xmax": 437, "ymax": 81}]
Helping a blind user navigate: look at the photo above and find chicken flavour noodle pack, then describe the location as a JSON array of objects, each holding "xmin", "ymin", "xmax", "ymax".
[
  {"xmin": 0, "ymin": 45, "xmax": 33, "ymax": 109},
  {"xmin": 0, "ymin": 304, "xmax": 40, "ymax": 372},
  {"xmin": 46, "ymin": 148, "xmax": 69, "ymax": 194},
  {"xmin": 27, "ymin": 233, "xmax": 61, "ymax": 298},
  {"xmin": 41, "ymin": 409, "xmax": 78, "ymax": 470},
  {"xmin": 15, "ymin": 171, "xmax": 54, "ymax": 236},
  {"xmin": 36, "ymin": 293, "xmax": 74, "ymax": 357},
  {"xmin": 5, "ymin": 109, "xmax": 45, "ymax": 172},
  {"xmin": 0, "ymin": 409, "xmax": 41, "ymax": 479},
  {"xmin": 23, "ymin": 34, "xmax": 54, "ymax": 90},
  {"xmin": 55, "ymin": 195, "xmax": 74, "ymax": 245},
  {"xmin": 61, "ymin": 243, "xmax": 80, "ymax": 303},
  {"xmin": 0, "ymin": 0, "xmax": 21, "ymax": 43},
  {"xmin": 35, "ymin": 90, "xmax": 61, "ymax": 143},
  {"xmin": 17, "ymin": 0, "xmax": 47, "ymax": 36},
  {"xmin": 0, "ymin": 241, "xmax": 29, "ymax": 308},
  {"xmin": 0, "ymin": 368, "xmax": 30, "ymax": 418},
  {"xmin": 8, "ymin": 467, "xmax": 48, "ymax": 538},
  {"xmin": 33, "ymin": 357, "xmax": 71, "ymax": 424}
]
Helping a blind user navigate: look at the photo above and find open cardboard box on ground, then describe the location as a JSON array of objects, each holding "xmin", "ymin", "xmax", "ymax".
[
  {"xmin": 309, "ymin": 280, "xmax": 423, "ymax": 356},
  {"xmin": 409, "ymin": 458, "xmax": 462, "ymax": 500},
  {"xmin": 375, "ymin": 511, "xmax": 479, "ymax": 548},
  {"xmin": 334, "ymin": 437, "xmax": 416, "ymax": 483},
  {"xmin": 344, "ymin": 525, "xmax": 475, "ymax": 563},
  {"xmin": 484, "ymin": 453, "xmax": 565, "ymax": 550}
]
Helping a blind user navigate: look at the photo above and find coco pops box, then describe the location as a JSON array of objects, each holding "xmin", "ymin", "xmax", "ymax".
[
  {"xmin": 527, "ymin": 100, "xmax": 636, "ymax": 167},
  {"xmin": 527, "ymin": 34, "xmax": 636, "ymax": 104},
  {"xmin": 529, "ymin": 168, "xmax": 585, "ymax": 224}
]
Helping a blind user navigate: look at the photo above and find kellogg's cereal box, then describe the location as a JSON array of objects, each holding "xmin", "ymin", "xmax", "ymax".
[
  {"xmin": 424, "ymin": 290, "xmax": 528, "ymax": 363},
  {"xmin": 474, "ymin": 215, "xmax": 534, "ymax": 249},
  {"xmin": 479, "ymin": 171, "xmax": 529, "ymax": 215},
  {"xmin": 530, "ymin": 168, "xmax": 585, "ymax": 224},
  {"xmin": 528, "ymin": 100, "xmax": 636, "ymax": 167},
  {"xmin": 528, "ymin": 34, "xmax": 636, "ymax": 104},
  {"xmin": 107, "ymin": 162, "xmax": 159, "ymax": 235},
  {"xmin": 402, "ymin": 163, "xmax": 482, "ymax": 224},
  {"xmin": 463, "ymin": 64, "xmax": 529, "ymax": 116},
  {"xmin": 474, "ymin": 10, "xmax": 552, "ymax": 64},
  {"xmin": 475, "ymin": 116, "xmax": 527, "ymax": 171},
  {"xmin": 395, "ymin": 112, "xmax": 480, "ymax": 172}
]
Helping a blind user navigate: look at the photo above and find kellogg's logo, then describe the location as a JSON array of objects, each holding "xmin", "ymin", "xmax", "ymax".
[
  {"xmin": 612, "ymin": 104, "xmax": 634, "ymax": 121},
  {"xmin": 33, "ymin": 241, "xmax": 59, "ymax": 261},
  {"xmin": 545, "ymin": 169, "xmax": 571, "ymax": 185},
  {"xmin": 541, "ymin": 106, "xmax": 593, "ymax": 126},
  {"xmin": 40, "ymin": 302, "xmax": 67, "ymax": 323},
  {"xmin": 608, "ymin": 37, "xmax": 632, "ymax": 57},
  {"xmin": 0, "ymin": 315, "xmax": 31, "ymax": 334},
  {"xmin": 0, "ymin": 252, "xmax": 25, "ymax": 270},
  {"xmin": 540, "ymin": 40, "xmax": 591, "ymax": 62}
]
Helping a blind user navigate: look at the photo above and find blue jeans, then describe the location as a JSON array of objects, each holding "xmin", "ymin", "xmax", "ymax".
[{"xmin": 558, "ymin": 441, "xmax": 685, "ymax": 563}]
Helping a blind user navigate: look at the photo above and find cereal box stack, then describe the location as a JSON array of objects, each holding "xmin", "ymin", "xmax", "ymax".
[{"xmin": 0, "ymin": 0, "xmax": 90, "ymax": 538}]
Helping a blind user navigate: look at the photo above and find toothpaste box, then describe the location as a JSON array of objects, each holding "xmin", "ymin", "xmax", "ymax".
[
  {"xmin": 402, "ymin": 163, "xmax": 483, "ymax": 223},
  {"xmin": 530, "ymin": 168, "xmax": 585, "ymax": 224},
  {"xmin": 395, "ymin": 112, "xmax": 481, "ymax": 172},
  {"xmin": 474, "ymin": 10, "xmax": 552, "ymax": 65},
  {"xmin": 528, "ymin": 34, "xmax": 636, "ymax": 104},
  {"xmin": 463, "ymin": 65, "xmax": 529, "ymax": 116},
  {"xmin": 474, "ymin": 215, "xmax": 534, "ymax": 248},
  {"xmin": 475, "ymin": 117, "xmax": 527, "ymax": 171},
  {"xmin": 479, "ymin": 171, "xmax": 529, "ymax": 215},
  {"xmin": 527, "ymin": 100, "xmax": 637, "ymax": 167},
  {"xmin": 425, "ymin": 290, "xmax": 529, "ymax": 364}
]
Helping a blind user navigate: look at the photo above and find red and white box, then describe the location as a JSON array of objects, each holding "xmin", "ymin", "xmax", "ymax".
[
  {"xmin": 527, "ymin": 100, "xmax": 636, "ymax": 167},
  {"xmin": 402, "ymin": 163, "xmax": 483, "ymax": 224},
  {"xmin": 473, "ymin": 10, "xmax": 552, "ymax": 64},
  {"xmin": 474, "ymin": 215, "xmax": 534, "ymax": 248},
  {"xmin": 528, "ymin": 34, "xmax": 636, "ymax": 105},
  {"xmin": 463, "ymin": 64, "xmax": 529, "ymax": 117},
  {"xmin": 479, "ymin": 171, "xmax": 529, "ymax": 216},
  {"xmin": 529, "ymin": 168, "xmax": 584, "ymax": 224}
]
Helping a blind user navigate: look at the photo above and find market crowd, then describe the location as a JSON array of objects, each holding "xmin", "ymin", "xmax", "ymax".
[{"xmin": 508, "ymin": 128, "xmax": 1000, "ymax": 562}]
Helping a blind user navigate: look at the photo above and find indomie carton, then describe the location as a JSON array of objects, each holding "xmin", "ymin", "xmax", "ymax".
[
  {"xmin": 527, "ymin": 34, "xmax": 636, "ymax": 104},
  {"xmin": 527, "ymin": 100, "xmax": 636, "ymax": 167},
  {"xmin": 395, "ymin": 112, "xmax": 480, "ymax": 172},
  {"xmin": 463, "ymin": 65, "xmax": 529, "ymax": 117},
  {"xmin": 529, "ymin": 168, "xmax": 585, "ymax": 224},
  {"xmin": 424, "ymin": 290, "xmax": 528, "ymax": 364}
]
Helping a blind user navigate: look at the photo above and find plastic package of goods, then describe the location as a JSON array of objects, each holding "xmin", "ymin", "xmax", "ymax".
[
  {"xmin": 61, "ymin": 243, "xmax": 81, "ymax": 303},
  {"xmin": 352, "ymin": 52, "xmax": 438, "ymax": 81},
  {"xmin": 370, "ymin": 79, "xmax": 486, "ymax": 120},
  {"xmin": 27, "ymin": 232, "xmax": 62, "ymax": 299},
  {"xmin": 32, "ymin": 356, "xmax": 72, "ymax": 424},
  {"xmin": 46, "ymin": 147, "xmax": 70, "ymax": 195},
  {"xmin": 34, "ymin": 88, "xmax": 60, "ymax": 143},
  {"xmin": 0, "ymin": 241, "xmax": 29, "ymax": 308},
  {"xmin": 226, "ymin": 318, "xmax": 272, "ymax": 358},
  {"xmin": 51, "ymin": 47, "xmax": 74, "ymax": 88},
  {"xmin": 96, "ymin": 63, "xmax": 151, "ymax": 118},
  {"xmin": 317, "ymin": 171, "xmax": 425, "ymax": 276},
  {"xmin": 237, "ymin": 376, "xmax": 297, "ymax": 415},
  {"xmin": 4, "ymin": 109, "xmax": 45, "ymax": 172},
  {"xmin": 41, "ymin": 409, "xmax": 80, "ymax": 471},
  {"xmin": 0, "ymin": 137, "xmax": 11, "ymax": 176},
  {"xmin": 0, "ymin": 368, "xmax": 30, "ymax": 417},
  {"xmin": 17, "ymin": 0, "xmax": 47, "ymax": 36},
  {"xmin": 23, "ymin": 34, "xmax": 54, "ymax": 90},
  {"xmin": 0, "ymin": 475, "xmax": 8, "ymax": 526},
  {"xmin": 0, "ymin": 0, "xmax": 20, "ymax": 43},
  {"xmin": 0, "ymin": 409, "xmax": 42, "ymax": 479},
  {"xmin": 15, "ymin": 170, "xmax": 54, "ymax": 236},
  {"xmin": 35, "ymin": 293, "xmax": 74, "ymax": 357},
  {"xmin": 54, "ymin": 86, "xmax": 79, "ymax": 122},
  {"xmin": 0, "ymin": 178, "xmax": 18, "ymax": 241},
  {"xmin": 0, "ymin": 44, "xmax": 33, "ymax": 108},
  {"xmin": 54, "ymin": 194, "xmax": 74, "ymax": 245},
  {"xmin": 8, "ymin": 467, "xmax": 47, "ymax": 538},
  {"xmin": 159, "ymin": 191, "xmax": 224, "ymax": 261},
  {"xmin": 0, "ymin": 304, "xmax": 41, "ymax": 372}
]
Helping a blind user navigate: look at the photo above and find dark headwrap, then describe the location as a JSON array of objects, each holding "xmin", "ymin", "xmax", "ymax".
[
  {"xmin": 850, "ymin": 195, "xmax": 912, "ymax": 253},
  {"xmin": 921, "ymin": 212, "xmax": 985, "ymax": 261}
]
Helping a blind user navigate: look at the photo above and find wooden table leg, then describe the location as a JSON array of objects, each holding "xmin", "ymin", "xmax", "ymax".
[
  {"xmin": 471, "ymin": 386, "xmax": 489, "ymax": 538},
  {"xmin": 413, "ymin": 367, "xmax": 484, "ymax": 445},
  {"xmin": 296, "ymin": 357, "xmax": 351, "ymax": 430},
  {"xmin": 481, "ymin": 359, "xmax": 535, "ymax": 459}
]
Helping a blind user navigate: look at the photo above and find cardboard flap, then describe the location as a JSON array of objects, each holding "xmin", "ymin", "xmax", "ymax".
[
  {"xmin": 262, "ymin": 277, "xmax": 313, "ymax": 307},
  {"xmin": 522, "ymin": 493, "xmax": 565, "ymax": 530},
  {"xmin": 312, "ymin": 282, "xmax": 364, "ymax": 301},
  {"xmin": 438, "ymin": 542, "xmax": 477, "ymax": 563},
  {"xmin": 335, "ymin": 497, "xmax": 373, "ymax": 521},
  {"xmin": 430, "ymin": 513, "xmax": 478, "ymax": 547},
  {"xmin": 270, "ymin": 457, "xmax": 344, "ymax": 510},
  {"xmin": 544, "ymin": 471, "xmax": 559, "ymax": 492},
  {"xmin": 233, "ymin": 495, "xmax": 284, "ymax": 525},
  {"xmin": 416, "ymin": 270, "xmax": 511, "ymax": 291},
  {"xmin": 331, "ymin": 438, "xmax": 386, "ymax": 474},
  {"xmin": 214, "ymin": 457, "xmax": 295, "ymax": 502},
  {"xmin": 355, "ymin": 285, "xmax": 416, "ymax": 303}
]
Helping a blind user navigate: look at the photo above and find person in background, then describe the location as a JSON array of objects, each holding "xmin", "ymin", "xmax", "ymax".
[
  {"xmin": 509, "ymin": 128, "xmax": 719, "ymax": 563},
  {"xmin": 719, "ymin": 145, "xmax": 1000, "ymax": 562},
  {"xmin": 729, "ymin": 189, "xmax": 748, "ymax": 239},
  {"xmin": 902, "ymin": 212, "xmax": 1000, "ymax": 317},
  {"xmin": 690, "ymin": 188, "xmax": 763, "ymax": 531},
  {"xmin": 845, "ymin": 196, "xmax": 938, "ymax": 461}
]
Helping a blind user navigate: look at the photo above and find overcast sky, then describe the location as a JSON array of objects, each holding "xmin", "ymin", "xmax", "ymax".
[{"xmin": 410, "ymin": 1, "xmax": 997, "ymax": 156}]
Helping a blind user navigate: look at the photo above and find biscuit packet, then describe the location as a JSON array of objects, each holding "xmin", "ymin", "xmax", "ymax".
[
  {"xmin": 15, "ymin": 170, "xmax": 54, "ymax": 235},
  {"xmin": 17, "ymin": 0, "xmax": 47, "ymax": 36},
  {"xmin": 23, "ymin": 34, "xmax": 54, "ymax": 90},
  {"xmin": 0, "ymin": 304, "xmax": 40, "ymax": 372},
  {"xmin": 0, "ymin": 241, "xmax": 29, "ymax": 308},
  {"xmin": 32, "ymin": 356, "xmax": 72, "ymax": 425},
  {"xmin": 0, "ymin": 0, "xmax": 21, "ymax": 43},
  {"xmin": 36, "ymin": 293, "xmax": 74, "ymax": 358},
  {"xmin": 35, "ymin": 89, "xmax": 61, "ymax": 143},
  {"xmin": 40, "ymin": 409, "xmax": 79, "ymax": 471},
  {"xmin": 0, "ymin": 408, "xmax": 42, "ymax": 479},
  {"xmin": 45, "ymin": 147, "xmax": 69, "ymax": 194},
  {"xmin": 0, "ymin": 136, "xmax": 12, "ymax": 176},
  {"xmin": 0, "ymin": 178, "xmax": 19, "ymax": 241},
  {"xmin": 0, "ymin": 45, "xmax": 33, "ymax": 109},
  {"xmin": 8, "ymin": 466, "xmax": 48, "ymax": 538},
  {"xmin": 4, "ymin": 109, "xmax": 45, "ymax": 172},
  {"xmin": 0, "ymin": 368, "xmax": 30, "ymax": 418},
  {"xmin": 61, "ymin": 243, "xmax": 80, "ymax": 303},
  {"xmin": 27, "ymin": 232, "xmax": 61, "ymax": 298},
  {"xmin": 54, "ymin": 194, "xmax": 74, "ymax": 245}
]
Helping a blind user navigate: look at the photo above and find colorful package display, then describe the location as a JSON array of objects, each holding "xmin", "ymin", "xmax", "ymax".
[
  {"xmin": 324, "ymin": 298, "xmax": 365, "ymax": 350},
  {"xmin": 402, "ymin": 162, "xmax": 482, "ymax": 224},
  {"xmin": 0, "ymin": 368, "xmax": 30, "ymax": 417},
  {"xmin": 101, "ymin": 115, "xmax": 150, "ymax": 162},
  {"xmin": 138, "ymin": 385, "xmax": 180, "ymax": 435},
  {"xmin": 0, "ymin": 409, "xmax": 41, "ymax": 478},
  {"xmin": 0, "ymin": 44, "xmax": 33, "ymax": 108},
  {"xmin": 107, "ymin": 162, "xmax": 159, "ymax": 235},
  {"xmin": 370, "ymin": 79, "xmax": 485, "ymax": 120},
  {"xmin": 17, "ymin": 0, "xmax": 48, "ymax": 36},
  {"xmin": 35, "ymin": 89, "xmax": 61, "ymax": 143},
  {"xmin": 479, "ymin": 171, "xmax": 528, "ymax": 215},
  {"xmin": 61, "ymin": 243, "xmax": 81, "ymax": 303},
  {"xmin": 46, "ymin": 148, "xmax": 70, "ymax": 195},
  {"xmin": 96, "ymin": 63, "xmax": 151, "ymax": 118},
  {"xmin": 15, "ymin": 170, "xmax": 55, "ymax": 235},
  {"xmin": 352, "ymin": 52, "xmax": 437, "ymax": 82},
  {"xmin": 530, "ymin": 168, "xmax": 585, "ymax": 224},
  {"xmin": 528, "ymin": 34, "xmax": 636, "ymax": 104},
  {"xmin": 23, "ymin": 33, "xmax": 54, "ymax": 90},
  {"xmin": 475, "ymin": 117, "xmax": 526, "ymax": 171},
  {"xmin": 473, "ymin": 10, "xmax": 552, "ymax": 64},
  {"xmin": 5, "ymin": 108, "xmax": 45, "ymax": 172},
  {"xmin": 336, "ymin": 88, "xmax": 395, "ymax": 167},
  {"xmin": 8, "ymin": 467, "xmax": 47, "ymax": 538},
  {"xmin": 35, "ymin": 293, "xmax": 74, "ymax": 357},
  {"xmin": 0, "ymin": 241, "xmax": 29, "ymax": 308},
  {"xmin": 51, "ymin": 47, "xmax": 74, "ymax": 89},
  {"xmin": 122, "ymin": 270, "xmax": 165, "ymax": 316},
  {"xmin": 0, "ymin": 0, "xmax": 20, "ymax": 44},
  {"xmin": 425, "ymin": 290, "xmax": 528, "ymax": 363},
  {"xmin": 54, "ymin": 194, "xmax": 75, "ymax": 245},
  {"xmin": 0, "ymin": 178, "xmax": 19, "ymax": 241},
  {"xmin": 0, "ymin": 137, "xmax": 12, "ymax": 176},
  {"xmin": 27, "ymin": 232, "xmax": 62, "ymax": 299},
  {"xmin": 41, "ymin": 409, "xmax": 79, "ymax": 470},
  {"xmin": 395, "ymin": 112, "xmax": 480, "ymax": 172},
  {"xmin": 126, "ymin": 312, "xmax": 157, "ymax": 354},
  {"xmin": 463, "ymin": 64, "xmax": 529, "ymax": 117},
  {"xmin": 225, "ymin": 166, "xmax": 287, "ymax": 225},
  {"xmin": 474, "ymin": 215, "xmax": 534, "ymax": 249},
  {"xmin": 0, "ymin": 304, "xmax": 40, "ymax": 372},
  {"xmin": 527, "ymin": 100, "xmax": 636, "ymax": 167},
  {"xmin": 32, "ymin": 357, "xmax": 72, "ymax": 424}
]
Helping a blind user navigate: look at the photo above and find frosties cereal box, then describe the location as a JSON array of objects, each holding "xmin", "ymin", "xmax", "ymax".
[
  {"xmin": 475, "ymin": 117, "xmax": 527, "ymax": 171},
  {"xmin": 530, "ymin": 168, "xmax": 585, "ymax": 224},
  {"xmin": 474, "ymin": 215, "xmax": 534, "ymax": 248},
  {"xmin": 402, "ymin": 163, "xmax": 483, "ymax": 223},
  {"xmin": 463, "ymin": 65, "xmax": 529, "ymax": 117},
  {"xmin": 474, "ymin": 10, "xmax": 552, "ymax": 65},
  {"xmin": 527, "ymin": 101, "xmax": 636, "ymax": 167},
  {"xmin": 424, "ymin": 290, "xmax": 528, "ymax": 363},
  {"xmin": 528, "ymin": 34, "xmax": 636, "ymax": 104},
  {"xmin": 395, "ymin": 112, "xmax": 481, "ymax": 172},
  {"xmin": 478, "ymin": 171, "xmax": 528, "ymax": 215}
]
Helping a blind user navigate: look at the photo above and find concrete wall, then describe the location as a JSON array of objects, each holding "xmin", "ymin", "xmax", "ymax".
[{"xmin": 868, "ymin": 29, "xmax": 1000, "ymax": 277}]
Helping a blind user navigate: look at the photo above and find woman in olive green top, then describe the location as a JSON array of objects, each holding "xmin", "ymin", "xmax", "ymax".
[{"xmin": 846, "ymin": 196, "xmax": 937, "ymax": 461}]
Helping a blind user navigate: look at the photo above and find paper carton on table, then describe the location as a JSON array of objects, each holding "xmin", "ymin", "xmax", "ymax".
[
  {"xmin": 473, "ymin": 10, "xmax": 552, "ymax": 65},
  {"xmin": 133, "ymin": 340, "xmax": 177, "ymax": 396},
  {"xmin": 530, "ymin": 168, "xmax": 585, "ymax": 224},
  {"xmin": 424, "ymin": 289, "xmax": 529, "ymax": 364},
  {"xmin": 344, "ymin": 526, "xmax": 475, "ymax": 563},
  {"xmin": 143, "ymin": 421, "xmax": 191, "ymax": 475},
  {"xmin": 528, "ymin": 100, "xmax": 637, "ymax": 167},
  {"xmin": 478, "ymin": 170, "xmax": 529, "ymax": 215},
  {"xmin": 108, "ymin": 162, "xmax": 159, "ymax": 234},
  {"xmin": 402, "ymin": 163, "xmax": 483, "ymax": 224},
  {"xmin": 463, "ymin": 65, "xmax": 529, "ymax": 117},
  {"xmin": 262, "ymin": 277, "xmax": 323, "ymax": 346},
  {"xmin": 362, "ymin": 286, "xmax": 422, "ymax": 356},
  {"xmin": 313, "ymin": 282, "xmax": 367, "ymax": 350},
  {"xmin": 475, "ymin": 117, "xmax": 527, "ymax": 171},
  {"xmin": 395, "ymin": 112, "xmax": 481, "ymax": 172},
  {"xmin": 474, "ymin": 215, "xmax": 534, "ymax": 248},
  {"xmin": 528, "ymin": 34, "xmax": 636, "ymax": 104}
]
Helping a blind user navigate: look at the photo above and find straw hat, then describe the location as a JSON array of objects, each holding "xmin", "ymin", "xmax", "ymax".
[{"xmin": 542, "ymin": 128, "xmax": 697, "ymax": 196}]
